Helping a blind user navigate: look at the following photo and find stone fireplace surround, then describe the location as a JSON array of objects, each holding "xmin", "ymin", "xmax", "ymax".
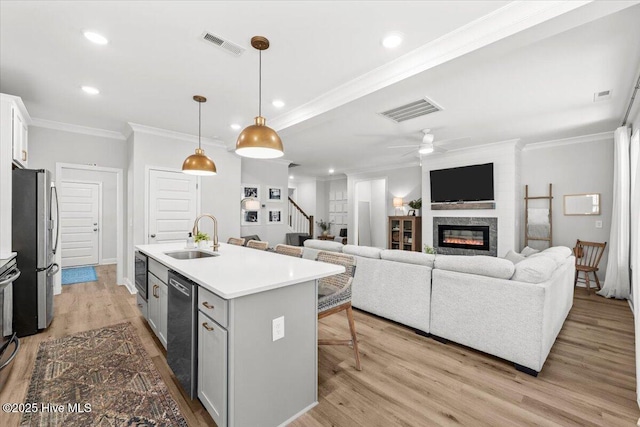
[{"xmin": 433, "ymin": 217, "xmax": 498, "ymax": 257}]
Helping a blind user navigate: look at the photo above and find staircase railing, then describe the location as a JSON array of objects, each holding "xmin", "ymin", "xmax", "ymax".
[{"xmin": 288, "ymin": 197, "xmax": 314, "ymax": 237}]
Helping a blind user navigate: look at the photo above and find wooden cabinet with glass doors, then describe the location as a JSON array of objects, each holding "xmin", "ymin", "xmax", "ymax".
[{"xmin": 388, "ymin": 216, "xmax": 422, "ymax": 252}]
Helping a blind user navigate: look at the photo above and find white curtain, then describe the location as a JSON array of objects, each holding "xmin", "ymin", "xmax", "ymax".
[
  {"xmin": 631, "ymin": 128, "xmax": 640, "ymax": 410},
  {"xmin": 598, "ymin": 126, "xmax": 631, "ymax": 299}
]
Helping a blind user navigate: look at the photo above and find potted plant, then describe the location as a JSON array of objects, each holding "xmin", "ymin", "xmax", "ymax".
[
  {"xmin": 194, "ymin": 231, "xmax": 210, "ymax": 249},
  {"xmin": 424, "ymin": 245, "xmax": 436, "ymax": 255},
  {"xmin": 316, "ymin": 219, "xmax": 332, "ymax": 236},
  {"xmin": 408, "ymin": 198, "xmax": 422, "ymax": 216}
]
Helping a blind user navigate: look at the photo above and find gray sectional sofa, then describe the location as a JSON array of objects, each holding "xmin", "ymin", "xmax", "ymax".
[{"xmin": 302, "ymin": 239, "xmax": 576, "ymax": 375}]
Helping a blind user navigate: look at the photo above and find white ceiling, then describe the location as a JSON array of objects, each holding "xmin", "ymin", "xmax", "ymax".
[{"xmin": 1, "ymin": 1, "xmax": 639, "ymax": 177}]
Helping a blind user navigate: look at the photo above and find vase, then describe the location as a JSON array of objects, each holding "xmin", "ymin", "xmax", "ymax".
[
  {"xmin": 197, "ymin": 240, "xmax": 209, "ymax": 249},
  {"xmin": 322, "ymin": 230, "xmax": 328, "ymax": 236}
]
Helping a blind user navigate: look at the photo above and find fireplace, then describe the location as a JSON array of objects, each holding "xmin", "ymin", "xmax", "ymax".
[
  {"xmin": 438, "ymin": 225, "xmax": 490, "ymax": 251},
  {"xmin": 432, "ymin": 217, "xmax": 497, "ymax": 256}
]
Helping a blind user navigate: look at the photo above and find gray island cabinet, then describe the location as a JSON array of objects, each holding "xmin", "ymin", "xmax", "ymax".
[{"xmin": 135, "ymin": 242, "xmax": 343, "ymax": 427}]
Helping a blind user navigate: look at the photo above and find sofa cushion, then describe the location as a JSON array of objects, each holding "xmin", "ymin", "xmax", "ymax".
[
  {"xmin": 521, "ymin": 246, "xmax": 540, "ymax": 257},
  {"xmin": 504, "ymin": 250, "xmax": 526, "ymax": 264},
  {"xmin": 380, "ymin": 250, "xmax": 435, "ymax": 268},
  {"xmin": 303, "ymin": 239, "xmax": 344, "ymax": 252},
  {"xmin": 511, "ymin": 256, "xmax": 558, "ymax": 283},
  {"xmin": 343, "ymin": 245, "xmax": 382, "ymax": 259},
  {"xmin": 434, "ymin": 255, "xmax": 515, "ymax": 280}
]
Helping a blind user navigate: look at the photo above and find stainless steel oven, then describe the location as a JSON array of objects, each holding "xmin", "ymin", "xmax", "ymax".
[
  {"xmin": 134, "ymin": 252, "xmax": 148, "ymax": 317},
  {"xmin": 1, "ymin": 258, "xmax": 21, "ymax": 392}
]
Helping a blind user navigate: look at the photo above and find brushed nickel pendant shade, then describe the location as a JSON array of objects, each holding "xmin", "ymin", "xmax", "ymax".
[
  {"xmin": 183, "ymin": 95, "xmax": 217, "ymax": 176},
  {"xmin": 235, "ymin": 36, "xmax": 284, "ymax": 159}
]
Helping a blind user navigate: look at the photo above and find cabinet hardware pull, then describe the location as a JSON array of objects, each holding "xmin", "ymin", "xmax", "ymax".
[
  {"xmin": 202, "ymin": 302, "xmax": 214, "ymax": 309},
  {"xmin": 154, "ymin": 284, "xmax": 159, "ymax": 298},
  {"xmin": 22, "ymin": 150, "xmax": 27, "ymax": 161},
  {"xmin": 203, "ymin": 322, "xmax": 214, "ymax": 331}
]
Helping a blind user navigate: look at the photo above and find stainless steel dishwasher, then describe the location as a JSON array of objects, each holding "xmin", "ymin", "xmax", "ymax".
[{"xmin": 167, "ymin": 270, "xmax": 197, "ymax": 399}]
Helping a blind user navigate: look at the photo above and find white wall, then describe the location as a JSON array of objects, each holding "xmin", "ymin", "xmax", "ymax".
[
  {"xmin": 422, "ymin": 142, "xmax": 520, "ymax": 257},
  {"xmin": 348, "ymin": 166, "xmax": 421, "ymax": 245},
  {"xmin": 292, "ymin": 179, "xmax": 317, "ymax": 217},
  {"xmin": 28, "ymin": 126, "xmax": 127, "ymax": 266},
  {"xmin": 522, "ymin": 136, "xmax": 614, "ymax": 278},
  {"xmin": 240, "ymin": 158, "xmax": 289, "ymax": 246},
  {"xmin": 128, "ymin": 130, "xmax": 241, "ymax": 281}
]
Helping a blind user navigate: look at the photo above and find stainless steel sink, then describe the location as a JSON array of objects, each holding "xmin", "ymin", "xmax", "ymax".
[{"xmin": 164, "ymin": 250, "xmax": 219, "ymax": 260}]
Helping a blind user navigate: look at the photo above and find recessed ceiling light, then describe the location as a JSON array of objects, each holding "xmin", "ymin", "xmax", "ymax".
[
  {"xmin": 83, "ymin": 31, "xmax": 109, "ymax": 45},
  {"xmin": 272, "ymin": 99, "xmax": 285, "ymax": 108},
  {"xmin": 382, "ymin": 33, "xmax": 403, "ymax": 49},
  {"xmin": 230, "ymin": 123, "xmax": 241, "ymax": 130},
  {"xmin": 289, "ymin": 175, "xmax": 294, "ymax": 179},
  {"xmin": 81, "ymin": 86, "xmax": 100, "ymax": 95},
  {"xmin": 328, "ymin": 169, "xmax": 335, "ymax": 174}
]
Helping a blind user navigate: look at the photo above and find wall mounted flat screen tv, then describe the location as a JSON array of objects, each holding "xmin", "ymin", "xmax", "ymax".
[{"xmin": 430, "ymin": 163, "xmax": 494, "ymax": 203}]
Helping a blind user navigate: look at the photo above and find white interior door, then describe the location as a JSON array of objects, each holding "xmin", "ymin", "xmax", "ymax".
[
  {"xmin": 148, "ymin": 169, "xmax": 198, "ymax": 244},
  {"xmin": 59, "ymin": 181, "xmax": 100, "ymax": 267}
]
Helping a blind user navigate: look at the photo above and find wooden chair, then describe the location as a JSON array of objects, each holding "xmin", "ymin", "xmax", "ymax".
[
  {"xmin": 227, "ymin": 237, "xmax": 245, "ymax": 246},
  {"xmin": 316, "ymin": 251, "xmax": 361, "ymax": 371},
  {"xmin": 573, "ymin": 240, "xmax": 607, "ymax": 294},
  {"xmin": 274, "ymin": 244, "xmax": 303, "ymax": 258},
  {"xmin": 246, "ymin": 240, "xmax": 269, "ymax": 251}
]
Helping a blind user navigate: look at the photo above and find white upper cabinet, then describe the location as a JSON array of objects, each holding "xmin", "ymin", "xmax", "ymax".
[{"xmin": 0, "ymin": 93, "xmax": 31, "ymax": 258}]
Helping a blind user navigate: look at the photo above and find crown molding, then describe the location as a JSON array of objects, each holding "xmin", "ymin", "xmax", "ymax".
[
  {"xmin": 31, "ymin": 118, "xmax": 126, "ymax": 141},
  {"xmin": 269, "ymin": 1, "xmax": 591, "ymax": 132},
  {"xmin": 522, "ymin": 131, "xmax": 614, "ymax": 151},
  {"xmin": 126, "ymin": 122, "xmax": 228, "ymax": 148}
]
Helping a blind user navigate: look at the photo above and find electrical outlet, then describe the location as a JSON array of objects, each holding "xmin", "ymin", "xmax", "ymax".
[
  {"xmin": 272, "ymin": 316, "xmax": 285, "ymax": 342},
  {"xmin": 595, "ymin": 220, "xmax": 603, "ymax": 229}
]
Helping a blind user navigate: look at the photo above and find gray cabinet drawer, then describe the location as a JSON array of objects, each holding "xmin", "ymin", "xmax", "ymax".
[
  {"xmin": 148, "ymin": 258, "xmax": 169, "ymax": 283},
  {"xmin": 198, "ymin": 286, "xmax": 228, "ymax": 328}
]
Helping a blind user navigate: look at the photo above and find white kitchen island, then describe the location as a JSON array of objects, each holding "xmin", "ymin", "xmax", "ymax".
[{"xmin": 135, "ymin": 242, "xmax": 343, "ymax": 427}]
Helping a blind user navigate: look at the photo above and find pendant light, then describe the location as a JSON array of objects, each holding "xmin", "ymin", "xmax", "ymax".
[
  {"xmin": 183, "ymin": 95, "xmax": 217, "ymax": 176},
  {"xmin": 235, "ymin": 36, "xmax": 284, "ymax": 159}
]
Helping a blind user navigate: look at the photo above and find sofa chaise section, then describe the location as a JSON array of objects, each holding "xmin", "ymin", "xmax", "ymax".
[{"xmin": 430, "ymin": 249, "xmax": 575, "ymax": 375}]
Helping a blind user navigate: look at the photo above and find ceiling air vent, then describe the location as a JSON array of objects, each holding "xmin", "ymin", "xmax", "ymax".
[
  {"xmin": 379, "ymin": 97, "xmax": 442, "ymax": 123},
  {"xmin": 593, "ymin": 90, "xmax": 612, "ymax": 102},
  {"xmin": 201, "ymin": 31, "xmax": 245, "ymax": 56}
]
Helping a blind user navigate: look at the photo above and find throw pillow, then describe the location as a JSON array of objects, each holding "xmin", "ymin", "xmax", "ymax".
[
  {"xmin": 542, "ymin": 246, "xmax": 572, "ymax": 258},
  {"xmin": 521, "ymin": 246, "xmax": 540, "ymax": 257},
  {"xmin": 504, "ymin": 250, "xmax": 526, "ymax": 264},
  {"xmin": 512, "ymin": 256, "xmax": 557, "ymax": 283}
]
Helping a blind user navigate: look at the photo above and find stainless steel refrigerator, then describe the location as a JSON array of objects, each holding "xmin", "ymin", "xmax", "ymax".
[{"xmin": 12, "ymin": 168, "xmax": 59, "ymax": 337}]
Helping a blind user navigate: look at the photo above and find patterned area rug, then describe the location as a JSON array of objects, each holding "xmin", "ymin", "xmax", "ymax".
[
  {"xmin": 21, "ymin": 322, "xmax": 187, "ymax": 427},
  {"xmin": 61, "ymin": 266, "xmax": 98, "ymax": 285}
]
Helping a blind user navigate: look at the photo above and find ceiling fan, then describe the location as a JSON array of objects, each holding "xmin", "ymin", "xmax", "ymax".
[{"xmin": 387, "ymin": 129, "xmax": 441, "ymax": 156}]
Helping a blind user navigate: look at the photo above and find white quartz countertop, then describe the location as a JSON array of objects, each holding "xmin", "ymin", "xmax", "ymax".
[{"xmin": 135, "ymin": 243, "xmax": 344, "ymax": 299}]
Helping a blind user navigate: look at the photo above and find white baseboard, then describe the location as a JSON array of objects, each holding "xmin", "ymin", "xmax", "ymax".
[
  {"xmin": 121, "ymin": 277, "xmax": 137, "ymax": 294},
  {"xmin": 100, "ymin": 258, "xmax": 117, "ymax": 265}
]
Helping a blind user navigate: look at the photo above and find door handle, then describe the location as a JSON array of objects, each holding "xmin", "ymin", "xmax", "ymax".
[
  {"xmin": 93, "ymin": 228, "xmax": 98, "ymax": 232},
  {"xmin": 150, "ymin": 234, "xmax": 156, "ymax": 238}
]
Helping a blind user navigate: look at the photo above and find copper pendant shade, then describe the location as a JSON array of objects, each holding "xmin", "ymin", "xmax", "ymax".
[
  {"xmin": 183, "ymin": 95, "xmax": 217, "ymax": 176},
  {"xmin": 235, "ymin": 36, "xmax": 284, "ymax": 159}
]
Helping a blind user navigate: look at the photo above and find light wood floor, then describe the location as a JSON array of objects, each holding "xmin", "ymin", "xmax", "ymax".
[{"xmin": 1, "ymin": 265, "xmax": 637, "ymax": 426}]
